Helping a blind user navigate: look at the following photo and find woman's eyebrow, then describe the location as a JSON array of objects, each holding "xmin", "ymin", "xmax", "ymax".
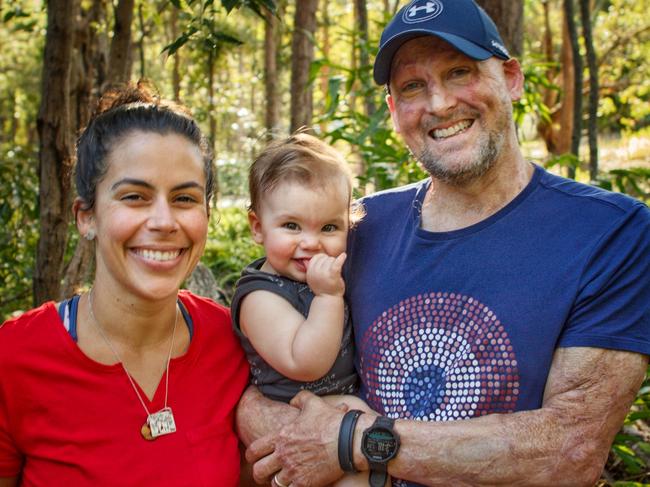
[
  {"xmin": 110, "ymin": 178, "xmax": 153, "ymax": 191},
  {"xmin": 110, "ymin": 179, "xmax": 204, "ymax": 192}
]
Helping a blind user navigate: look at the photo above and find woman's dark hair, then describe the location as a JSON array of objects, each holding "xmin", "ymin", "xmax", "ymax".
[{"xmin": 75, "ymin": 81, "xmax": 214, "ymax": 210}]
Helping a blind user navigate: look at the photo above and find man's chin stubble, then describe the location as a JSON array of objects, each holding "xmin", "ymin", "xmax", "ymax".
[{"xmin": 416, "ymin": 132, "xmax": 503, "ymax": 186}]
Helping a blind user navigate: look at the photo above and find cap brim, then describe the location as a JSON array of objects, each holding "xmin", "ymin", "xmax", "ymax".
[{"xmin": 373, "ymin": 30, "xmax": 493, "ymax": 85}]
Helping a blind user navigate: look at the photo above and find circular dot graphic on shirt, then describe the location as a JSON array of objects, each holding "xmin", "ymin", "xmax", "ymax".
[{"xmin": 359, "ymin": 292, "xmax": 519, "ymax": 421}]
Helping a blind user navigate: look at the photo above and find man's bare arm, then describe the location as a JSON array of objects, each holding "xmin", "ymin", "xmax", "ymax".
[
  {"xmin": 357, "ymin": 347, "xmax": 646, "ymax": 486},
  {"xmin": 249, "ymin": 347, "xmax": 647, "ymax": 487},
  {"xmin": 236, "ymin": 385, "xmax": 299, "ymax": 447},
  {"xmin": 0, "ymin": 477, "xmax": 18, "ymax": 487}
]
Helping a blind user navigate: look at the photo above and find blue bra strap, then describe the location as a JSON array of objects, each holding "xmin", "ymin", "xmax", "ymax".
[
  {"xmin": 60, "ymin": 295, "xmax": 193, "ymax": 342},
  {"xmin": 68, "ymin": 295, "xmax": 81, "ymax": 341},
  {"xmin": 178, "ymin": 299, "xmax": 194, "ymax": 340}
]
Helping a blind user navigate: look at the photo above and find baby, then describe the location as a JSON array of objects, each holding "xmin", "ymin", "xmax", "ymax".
[{"xmin": 232, "ymin": 133, "xmax": 378, "ymax": 486}]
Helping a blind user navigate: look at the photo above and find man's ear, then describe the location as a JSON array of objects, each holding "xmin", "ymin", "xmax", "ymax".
[
  {"xmin": 386, "ymin": 93, "xmax": 402, "ymax": 134},
  {"xmin": 73, "ymin": 197, "xmax": 95, "ymax": 239},
  {"xmin": 502, "ymin": 58, "xmax": 524, "ymax": 102},
  {"xmin": 248, "ymin": 211, "xmax": 264, "ymax": 245}
]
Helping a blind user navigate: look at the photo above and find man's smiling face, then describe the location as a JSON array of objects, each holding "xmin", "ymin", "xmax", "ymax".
[{"xmin": 387, "ymin": 36, "xmax": 522, "ymax": 185}]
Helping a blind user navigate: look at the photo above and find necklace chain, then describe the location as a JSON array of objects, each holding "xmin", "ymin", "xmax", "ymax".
[{"xmin": 87, "ymin": 289, "xmax": 178, "ymax": 419}]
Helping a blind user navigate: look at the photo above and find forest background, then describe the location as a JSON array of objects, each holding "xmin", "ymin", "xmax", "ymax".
[{"xmin": 0, "ymin": 0, "xmax": 649, "ymax": 482}]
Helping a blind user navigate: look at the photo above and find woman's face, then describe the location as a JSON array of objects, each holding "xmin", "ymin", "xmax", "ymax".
[{"xmin": 78, "ymin": 131, "xmax": 208, "ymax": 302}]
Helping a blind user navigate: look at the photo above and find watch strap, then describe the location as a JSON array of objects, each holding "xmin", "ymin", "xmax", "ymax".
[
  {"xmin": 338, "ymin": 409, "xmax": 363, "ymax": 473},
  {"xmin": 363, "ymin": 416, "xmax": 398, "ymax": 487},
  {"xmin": 369, "ymin": 467, "xmax": 388, "ymax": 487}
]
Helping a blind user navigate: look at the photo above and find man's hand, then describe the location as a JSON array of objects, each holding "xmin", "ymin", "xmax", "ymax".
[
  {"xmin": 246, "ymin": 391, "xmax": 345, "ymax": 487},
  {"xmin": 236, "ymin": 386, "xmax": 299, "ymax": 447},
  {"xmin": 306, "ymin": 253, "xmax": 346, "ymax": 297}
]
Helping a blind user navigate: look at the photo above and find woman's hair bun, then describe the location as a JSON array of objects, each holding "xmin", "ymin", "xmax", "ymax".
[{"xmin": 94, "ymin": 80, "xmax": 159, "ymax": 115}]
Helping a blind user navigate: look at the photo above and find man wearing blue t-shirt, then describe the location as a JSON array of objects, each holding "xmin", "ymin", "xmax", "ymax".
[{"xmin": 238, "ymin": 1, "xmax": 650, "ymax": 486}]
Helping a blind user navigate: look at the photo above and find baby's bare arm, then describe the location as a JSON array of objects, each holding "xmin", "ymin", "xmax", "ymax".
[{"xmin": 240, "ymin": 253, "xmax": 347, "ymax": 382}]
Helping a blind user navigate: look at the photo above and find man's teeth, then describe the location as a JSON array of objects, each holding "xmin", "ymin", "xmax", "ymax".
[
  {"xmin": 138, "ymin": 249, "xmax": 180, "ymax": 262},
  {"xmin": 432, "ymin": 120, "xmax": 472, "ymax": 139}
]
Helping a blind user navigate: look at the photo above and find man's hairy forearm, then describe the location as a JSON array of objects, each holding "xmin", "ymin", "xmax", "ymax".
[
  {"xmin": 351, "ymin": 348, "xmax": 648, "ymax": 486},
  {"xmin": 236, "ymin": 385, "xmax": 299, "ymax": 447}
]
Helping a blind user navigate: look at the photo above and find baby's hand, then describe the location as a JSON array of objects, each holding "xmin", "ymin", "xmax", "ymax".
[{"xmin": 306, "ymin": 253, "xmax": 347, "ymax": 297}]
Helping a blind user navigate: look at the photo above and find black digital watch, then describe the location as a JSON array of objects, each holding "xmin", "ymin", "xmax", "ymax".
[{"xmin": 361, "ymin": 416, "xmax": 400, "ymax": 487}]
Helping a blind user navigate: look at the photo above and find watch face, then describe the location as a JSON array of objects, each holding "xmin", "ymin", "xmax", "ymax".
[{"xmin": 363, "ymin": 427, "xmax": 398, "ymax": 462}]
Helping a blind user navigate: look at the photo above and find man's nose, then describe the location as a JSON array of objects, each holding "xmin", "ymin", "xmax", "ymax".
[{"xmin": 427, "ymin": 85, "xmax": 457, "ymax": 115}]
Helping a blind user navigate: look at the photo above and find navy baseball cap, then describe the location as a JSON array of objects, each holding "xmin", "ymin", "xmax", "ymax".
[{"xmin": 374, "ymin": 0, "xmax": 510, "ymax": 85}]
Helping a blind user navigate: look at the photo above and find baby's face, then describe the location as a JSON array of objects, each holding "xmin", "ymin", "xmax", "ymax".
[{"xmin": 250, "ymin": 179, "xmax": 349, "ymax": 282}]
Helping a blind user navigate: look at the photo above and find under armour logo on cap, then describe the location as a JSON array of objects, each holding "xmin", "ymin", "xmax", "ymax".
[
  {"xmin": 373, "ymin": 0, "xmax": 510, "ymax": 85},
  {"xmin": 402, "ymin": 0, "xmax": 443, "ymax": 24}
]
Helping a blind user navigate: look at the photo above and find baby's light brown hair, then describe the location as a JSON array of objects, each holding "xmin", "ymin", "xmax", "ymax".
[{"xmin": 249, "ymin": 133, "xmax": 357, "ymax": 216}]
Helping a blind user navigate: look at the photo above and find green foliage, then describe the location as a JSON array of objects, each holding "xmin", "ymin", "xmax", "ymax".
[
  {"xmin": 0, "ymin": 145, "xmax": 38, "ymax": 318},
  {"xmin": 314, "ymin": 61, "xmax": 426, "ymax": 192},
  {"xmin": 163, "ymin": 0, "xmax": 276, "ymax": 56},
  {"xmin": 162, "ymin": 5, "xmax": 244, "ymax": 57},
  {"xmin": 168, "ymin": 0, "xmax": 275, "ymax": 17},
  {"xmin": 514, "ymin": 59, "xmax": 558, "ymax": 127},
  {"xmin": 607, "ymin": 365, "xmax": 650, "ymax": 482},
  {"xmin": 202, "ymin": 206, "xmax": 262, "ymax": 303},
  {"xmin": 220, "ymin": 0, "xmax": 276, "ymax": 17},
  {"xmin": 545, "ymin": 152, "xmax": 582, "ymax": 173},
  {"xmin": 594, "ymin": 0, "xmax": 650, "ymax": 133},
  {"xmin": 596, "ymin": 167, "xmax": 650, "ymax": 203}
]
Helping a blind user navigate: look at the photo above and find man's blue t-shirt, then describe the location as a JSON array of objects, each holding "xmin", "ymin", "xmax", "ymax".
[{"xmin": 346, "ymin": 164, "xmax": 649, "ymax": 426}]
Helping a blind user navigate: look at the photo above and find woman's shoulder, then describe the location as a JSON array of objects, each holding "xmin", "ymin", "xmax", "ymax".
[
  {"xmin": 1, "ymin": 301, "xmax": 58, "ymax": 335},
  {"xmin": 0, "ymin": 301, "xmax": 59, "ymax": 360}
]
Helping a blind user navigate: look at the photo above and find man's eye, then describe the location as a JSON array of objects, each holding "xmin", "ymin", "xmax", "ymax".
[
  {"xmin": 449, "ymin": 68, "xmax": 471, "ymax": 79},
  {"xmin": 322, "ymin": 224, "xmax": 337, "ymax": 232},
  {"xmin": 402, "ymin": 81, "xmax": 423, "ymax": 92},
  {"xmin": 283, "ymin": 222, "xmax": 299, "ymax": 231}
]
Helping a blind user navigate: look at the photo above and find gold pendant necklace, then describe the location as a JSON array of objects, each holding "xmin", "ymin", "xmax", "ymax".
[{"xmin": 88, "ymin": 290, "xmax": 178, "ymax": 441}]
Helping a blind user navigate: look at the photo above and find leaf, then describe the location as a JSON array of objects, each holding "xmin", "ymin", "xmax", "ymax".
[
  {"xmin": 162, "ymin": 33, "xmax": 191, "ymax": 56},
  {"xmin": 611, "ymin": 444, "xmax": 646, "ymax": 475},
  {"xmin": 220, "ymin": 0, "xmax": 240, "ymax": 12}
]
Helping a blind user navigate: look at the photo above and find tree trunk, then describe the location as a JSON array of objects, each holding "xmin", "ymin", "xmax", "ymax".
[
  {"xmin": 137, "ymin": 3, "xmax": 146, "ymax": 79},
  {"xmin": 290, "ymin": 0, "xmax": 318, "ymax": 132},
  {"xmin": 318, "ymin": 0, "xmax": 330, "ymax": 133},
  {"xmin": 107, "ymin": 0, "xmax": 134, "ymax": 84},
  {"xmin": 557, "ymin": 11, "xmax": 575, "ymax": 157},
  {"xmin": 264, "ymin": 7, "xmax": 281, "ymax": 139},
  {"xmin": 170, "ymin": 6, "xmax": 181, "ymax": 101},
  {"xmin": 537, "ymin": 1, "xmax": 575, "ymax": 158},
  {"xmin": 34, "ymin": 0, "xmax": 79, "ymax": 305},
  {"xmin": 564, "ymin": 0, "xmax": 583, "ymax": 179},
  {"xmin": 476, "ymin": 0, "xmax": 523, "ymax": 58},
  {"xmin": 207, "ymin": 49, "xmax": 219, "ymax": 201},
  {"xmin": 579, "ymin": 0, "xmax": 599, "ymax": 180},
  {"xmin": 355, "ymin": 0, "xmax": 375, "ymax": 118},
  {"xmin": 61, "ymin": 0, "xmax": 107, "ymax": 298},
  {"xmin": 184, "ymin": 262, "xmax": 227, "ymax": 306}
]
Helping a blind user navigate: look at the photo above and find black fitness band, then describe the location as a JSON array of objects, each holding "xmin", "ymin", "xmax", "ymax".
[{"xmin": 338, "ymin": 409, "xmax": 363, "ymax": 473}]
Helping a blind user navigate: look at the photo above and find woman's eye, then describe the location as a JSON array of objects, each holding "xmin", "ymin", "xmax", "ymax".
[
  {"xmin": 175, "ymin": 194, "xmax": 199, "ymax": 204},
  {"xmin": 120, "ymin": 193, "xmax": 143, "ymax": 202},
  {"xmin": 283, "ymin": 222, "xmax": 299, "ymax": 231},
  {"xmin": 322, "ymin": 224, "xmax": 337, "ymax": 232}
]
